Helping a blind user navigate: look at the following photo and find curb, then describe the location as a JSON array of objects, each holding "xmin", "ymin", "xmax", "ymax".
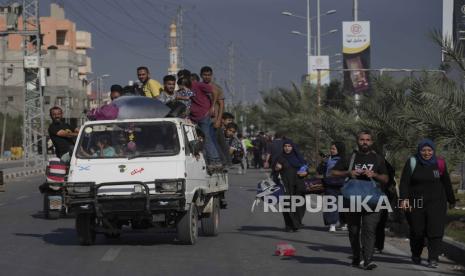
[
  {"xmin": 443, "ymin": 236, "xmax": 465, "ymax": 265},
  {"xmin": 3, "ymin": 168, "xmax": 44, "ymax": 180}
]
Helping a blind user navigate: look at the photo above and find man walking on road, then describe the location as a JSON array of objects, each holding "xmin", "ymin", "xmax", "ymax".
[
  {"xmin": 48, "ymin": 106, "xmax": 79, "ymax": 158},
  {"xmin": 264, "ymin": 131, "xmax": 285, "ymax": 169},
  {"xmin": 331, "ymin": 130, "xmax": 389, "ymax": 270}
]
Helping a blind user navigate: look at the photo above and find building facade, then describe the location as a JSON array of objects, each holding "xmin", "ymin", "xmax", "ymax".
[{"xmin": 0, "ymin": 3, "xmax": 92, "ymax": 126}]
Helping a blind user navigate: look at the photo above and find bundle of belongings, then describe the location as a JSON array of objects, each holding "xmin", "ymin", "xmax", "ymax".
[
  {"xmin": 251, "ymin": 178, "xmax": 284, "ymax": 212},
  {"xmin": 86, "ymin": 96, "xmax": 185, "ymax": 121},
  {"xmin": 39, "ymin": 157, "xmax": 68, "ymax": 193}
]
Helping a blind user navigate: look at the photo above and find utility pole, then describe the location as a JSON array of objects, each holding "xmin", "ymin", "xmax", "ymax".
[
  {"xmin": 257, "ymin": 60, "xmax": 263, "ymax": 92},
  {"xmin": 176, "ymin": 6, "xmax": 183, "ymax": 70},
  {"xmin": 0, "ymin": 0, "xmax": 47, "ymax": 168},
  {"xmin": 306, "ymin": 0, "xmax": 312, "ymax": 79},
  {"xmin": 353, "ymin": 0, "xmax": 359, "ymax": 21},
  {"xmin": 228, "ymin": 42, "xmax": 235, "ymax": 104},
  {"xmin": 317, "ymin": 0, "xmax": 321, "ymax": 55},
  {"xmin": 267, "ymin": 71, "xmax": 273, "ymax": 90},
  {"xmin": 241, "ymin": 82, "xmax": 245, "ymax": 103},
  {"xmin": 353, "ymin": 0, "xmax": 360, "ymax": 107},
  {"xmin": 1, "ymin": 101, "xmax": 7, "ymax": 159}
]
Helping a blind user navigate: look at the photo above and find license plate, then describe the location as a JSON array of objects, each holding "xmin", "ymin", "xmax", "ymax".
[{"xmin": 48, "ymin": 196, "xmax": 62, "ymax": 210}]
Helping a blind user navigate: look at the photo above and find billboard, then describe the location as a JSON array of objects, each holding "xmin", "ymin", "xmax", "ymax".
[
  {"xmin": 342, "ymin": 21, "xmax": 370, "ymax": 94},
  {"xmin": 309, "ymin": 55, "xmax": 330, "ymax": 85}
]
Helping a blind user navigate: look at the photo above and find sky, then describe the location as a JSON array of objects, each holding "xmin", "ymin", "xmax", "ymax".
[{"xmin": 39, "ymin": 0, "xmax": 442, "ymax": 102}]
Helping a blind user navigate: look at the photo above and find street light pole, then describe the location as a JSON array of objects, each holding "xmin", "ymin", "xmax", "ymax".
[
  {"xmin": 306, "ymin": 0, "xmax": 311, "ymax": 77},
  {"xmin": 317, "ymin": 0, "xmax": 321, "ymax": 55},
  {"xmin": 353, "ymin": 0, "xmax": 359, "ymax": 21}
]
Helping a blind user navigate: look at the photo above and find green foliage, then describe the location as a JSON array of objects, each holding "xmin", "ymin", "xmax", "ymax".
[
  {"xmin": 232, "ymin": 31, "xmax": 465, "ymax": 170},
  {"xmin": 0, "ymin": 113, "xmax": 23, "ymax": 150}
]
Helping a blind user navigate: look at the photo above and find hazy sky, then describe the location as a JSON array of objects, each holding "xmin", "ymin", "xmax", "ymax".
[{"xmin": 40, "ymin": 0, "xmax": 442, "ymax": 101}]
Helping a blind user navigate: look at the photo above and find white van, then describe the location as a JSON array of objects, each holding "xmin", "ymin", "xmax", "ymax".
[{"xmin": 66, "ymin": 117, "xmax": 228, "ymax": 245}]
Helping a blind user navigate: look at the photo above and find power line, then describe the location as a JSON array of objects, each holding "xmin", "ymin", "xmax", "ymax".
[
  {"xmin": 107, "ymin": 0, "xmax": 166, "ymax": 44},
  {"xmin": 64, "ymin": 1, "xmax": 167, "ymax": 62}
]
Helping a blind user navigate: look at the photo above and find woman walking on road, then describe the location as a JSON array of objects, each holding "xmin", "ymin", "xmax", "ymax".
[
  {"xmin": 399, "ymin": 139, "xmax": 456, "ymax": 268},
  {"xmin": 318, "ymin": 142, "xmax": 347, "ymax": 232},
  {"xmin": 273, "ymin": 139, "xmax": 308, "ymax": 232}
]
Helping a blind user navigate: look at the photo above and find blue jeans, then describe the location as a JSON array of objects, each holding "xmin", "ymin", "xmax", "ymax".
[{"xmin": 197, "ymin": 116, "xmax": 220, "ymax": 163}]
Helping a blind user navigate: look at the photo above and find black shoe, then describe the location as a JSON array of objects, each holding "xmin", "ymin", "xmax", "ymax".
[
  {"xmin": 285, "ymin": 226, "xmax": 294, "ymax": 232},
  {"xmin": 364, "ymin": 261, "xmax": 377, "ymax": 270},
  {"xmin": 411, "ymin": 256, "xmax": 421, "ymax": 265},
  {"xmin": 427, "ymin": 260, "xmax": 438, "ymax": 268},
  {"xmin": 351, "ymin": 259, "xmax": 361, "ymax": 267}
]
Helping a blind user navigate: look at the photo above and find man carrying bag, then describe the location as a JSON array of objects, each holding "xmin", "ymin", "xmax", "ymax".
[{"xmin": 331, "ymin": 130, "xmax": 389, "ymax": 270}]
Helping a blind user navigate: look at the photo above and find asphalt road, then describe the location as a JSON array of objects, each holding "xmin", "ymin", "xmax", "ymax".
[{"xmin": 0, "ymin": 169, "xmax": 462, "ymax": 276}]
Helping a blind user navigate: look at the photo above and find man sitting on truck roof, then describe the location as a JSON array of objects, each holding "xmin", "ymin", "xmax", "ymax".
[{"xmin": 137, "ymin": 66, "xmax": 163, "ymax": 99}]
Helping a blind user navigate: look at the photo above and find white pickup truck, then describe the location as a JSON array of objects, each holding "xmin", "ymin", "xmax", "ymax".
[{"xmin": 66, "ymin": 117, "xmax": 228, "ymax": 245}]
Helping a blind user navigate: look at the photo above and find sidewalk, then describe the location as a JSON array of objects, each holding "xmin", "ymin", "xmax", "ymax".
[{"xmin": 2, "ymin": 166, "xmax": 44, "ymax": 180}]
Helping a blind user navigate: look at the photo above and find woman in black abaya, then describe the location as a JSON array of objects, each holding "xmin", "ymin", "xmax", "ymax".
[{"xmin": 273, "ymin": 139, "xmax": 308, "ymax": 232}]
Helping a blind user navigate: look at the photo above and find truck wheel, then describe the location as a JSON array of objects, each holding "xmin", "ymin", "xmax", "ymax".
[
  {"xmin": 177, "ymin": 204, "xmax": 198, "ymax": 245},
  {"xmin": 201, "ymin": 197, "xmax": 220, "ymax": 236},
  {"xmin": 76, "ymin": 213, "xmax": 96, "ymax": 245},
  {"xmin": 43, "ymin": 194, "xmax": 60, "ymax": 220}
]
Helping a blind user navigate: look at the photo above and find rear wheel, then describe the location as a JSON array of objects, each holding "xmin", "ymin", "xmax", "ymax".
[
  {"xmin": 76, "ymin": 213, "xmax": 96, "ymax": 245},
  {"xmin": 177, "ymin": 204, "xmax": 198, "ymax": 244},
  {"xmin": 201, "ymin": 197, "xmax": 220, "ymax": 236},
  {"xmin": 43, "ymin": 194, "xmax": 60, "ymax": 219}
]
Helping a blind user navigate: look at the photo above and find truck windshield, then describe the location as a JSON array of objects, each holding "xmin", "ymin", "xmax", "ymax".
[{"xmin": 76, "ymin": 122, "xmax": 180, "ymax": 159}]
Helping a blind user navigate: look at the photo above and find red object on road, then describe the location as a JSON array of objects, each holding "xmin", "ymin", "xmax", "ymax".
[{"xmin": 275, "ymin": 242, "xmax": 296, "ymax": 256}]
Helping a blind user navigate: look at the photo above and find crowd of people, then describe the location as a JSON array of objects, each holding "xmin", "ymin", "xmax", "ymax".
[
  {"xmin": 47, "ymin": 65, "xmax": 457, "ymax": 271},
  {"xmin": 47, "ymin": 65, "xmax": 272, "ymax": 174},
  {"xmin": 267, "ymin": 129, "xmax": 456, "ymax": 270}
]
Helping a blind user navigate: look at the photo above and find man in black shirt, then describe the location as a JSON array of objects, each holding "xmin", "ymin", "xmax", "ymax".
[
  {"xmin": 332, "ymin": 130, "xmax": 388, "ymax": 270},
  {"xmin": 264, "ymin": 132, "xmax": 284, "ymax": 169},
  {"xmin": 48, "ymin": 106, "xmax": 79, "ymax": 158}
]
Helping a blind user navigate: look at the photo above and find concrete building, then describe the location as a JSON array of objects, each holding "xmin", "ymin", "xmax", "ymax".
[{"xmin": 0, "ymin": 3, "xmax": 92, "ymax": 126}]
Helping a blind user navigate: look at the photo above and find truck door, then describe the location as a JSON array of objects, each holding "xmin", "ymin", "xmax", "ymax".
[{"xmin": 182, "ymin": 125, "xmax": 207, "ymax": 187}]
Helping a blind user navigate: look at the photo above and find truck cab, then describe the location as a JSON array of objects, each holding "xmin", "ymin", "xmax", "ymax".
[{"xmin": 66, "ymin": 117, "xmax": 228, "ymax": 245}]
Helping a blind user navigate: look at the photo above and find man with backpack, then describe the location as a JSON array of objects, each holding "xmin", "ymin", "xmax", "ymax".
[{"xmin": 331, "ymin": 130, "xmax": 389, "ymax": 270}]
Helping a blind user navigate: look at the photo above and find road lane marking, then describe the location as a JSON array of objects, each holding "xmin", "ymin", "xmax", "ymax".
[
  {"xmin": 16, "ymin": 195, "xmax": 29, "ymax": 200},
  {"xmin": 101, "ymin": 248, "xmax": 121, "ymax": 262}
]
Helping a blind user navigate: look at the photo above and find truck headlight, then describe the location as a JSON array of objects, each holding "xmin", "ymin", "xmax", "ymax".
[
  {"xmin": 155, "ymin": 179, "xmax": 184, "ymax": 193},
  {"xmin": 74, "ymin": 186, "xmax": 91, "ymax": 193}
]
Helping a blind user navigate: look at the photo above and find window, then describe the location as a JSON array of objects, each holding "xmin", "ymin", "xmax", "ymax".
[
  {"xmin": 56, "ymin": 97, "xmax": 63, "ymax": 106},
  {"xmin": 44, "ymin": 96, "xmax": 50, "ymax": 105},
  {"xmin": 46, "ymin": 68, "xmax": 50, "ymax": 77},
  {"xmin": 7, "ymin": 66, "xmax": 13, "ymax": 74},
  {"xmin": 56, "ymin": 30, "xmax": 67, "ymax": 45},
  {"xmin": 76, "ymin": 122, "xmax": 180, "ymax": 159},
  {"xmin": 7, "ymin": 96, "xmax": 13, "ymax": 102}
]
